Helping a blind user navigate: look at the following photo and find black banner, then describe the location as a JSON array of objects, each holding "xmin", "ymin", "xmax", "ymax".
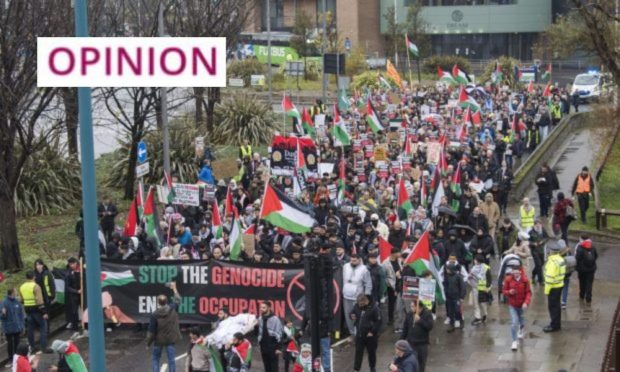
[
  {"xmin": 270, "ymin": 136, "xmax": 318, "ymax": 177},
  {"xmin": 94, "ymin": 260, "xmax": 341, "ymax": 325}
]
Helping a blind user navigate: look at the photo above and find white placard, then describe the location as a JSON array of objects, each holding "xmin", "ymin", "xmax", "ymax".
[
  {"xmin": 418, "ymin": 278, "xmax": 436, "ymax": 302},
  {"xmin": 171, "ymin": 183, "xmax": 200, "ymax": 206},
  {"xmin": 135, "ymin": 162, "xmax": 149, "ymax": 178},
  {"xmin": 318, "ymin": 163, "xmax": 335, "ymax": 176}
]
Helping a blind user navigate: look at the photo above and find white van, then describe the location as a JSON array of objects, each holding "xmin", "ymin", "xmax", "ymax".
[{"xmin": 571, "ymin": 72, "xmax": 605, "ymax": 102}]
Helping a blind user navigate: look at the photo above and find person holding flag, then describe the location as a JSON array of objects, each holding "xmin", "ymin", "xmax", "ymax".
[
  {"xmin": 227, "ymin": 332, "xmax": 252, "ymax": 372},
  {"xmin": 292, "ymin": 343, "xmax": 312, "ymax": 372}
]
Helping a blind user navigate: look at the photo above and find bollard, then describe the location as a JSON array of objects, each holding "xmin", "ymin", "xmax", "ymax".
[{"xmin": 602, "ymin": 209, "xmax": 607, "ymax": 229}]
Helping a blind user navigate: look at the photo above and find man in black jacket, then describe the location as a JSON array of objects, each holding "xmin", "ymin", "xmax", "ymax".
[
  {"xmin": 401, "ymin": 301, "xmax": 434, "ymax": 372},
  {"xmin": 350, "ymin": 294, "xmax": 381, "ymax": 372},
  {"xmin": 535, "ymin": 164, "xmax": 559, "ymax": 218}
]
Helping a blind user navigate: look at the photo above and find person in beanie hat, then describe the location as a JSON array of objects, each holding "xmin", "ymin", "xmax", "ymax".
[
  {"xmin": 49, "ymin": 339, "xmax": 87, "ymax": 372},
  {"xmin": 575, "ymin": 235, "xmax": 598, "ymax": 304},
  {"xmin": 389, "ymin": 340, "xmax": 419, "ymax": 372},
  {"xmin": 292, "ymin": 344, "xmax": 312, "ymax": 372}
]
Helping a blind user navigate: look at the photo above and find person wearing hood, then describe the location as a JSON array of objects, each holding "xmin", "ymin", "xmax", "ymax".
[
  {"xmin": 528, "ymin": 219, "xmax": 549, "ymax": 285},
  {"xmin": 389, "ymin": 340, "xmax": 419, "ymax": 372},
  {"xmin": 443, "ymin": 229, "xmax": 469, "ymax": 267},
  {"xmin": 553, "ymin": 192, "xmax": 575, "ymax": 241},
  {"xmin": 370, "ymin": 213, "xmax": 389, "ymax": 240},
  {"xmin": 442, "ymin": 260, "xmax": 466, "ymax": 332},
  {"xmin": 146, "ymin": 282, "xmax": 182, "ymax": 372},
  {"xmin": 469, "ymin": 228, "xmax": 494, "ymax": 263},
  {"xmin": 502, "ymin": 261, "xmax": 531, "ymax": 351},
  {"xmin": 198, "ymin": 159, "xmax": 215, "ymax": 184},
  {"xmin": 49, "ymin": 339, "xmax": 87, "ymax": 372},
  {"xmin": 1, "ymin": 288, "xmax": 24, "ymax": 364},
  {"xmin": 479, "ymin": 193, "xmax": 500, "ymax": 239},
  {"xmin": 64, "ymin": 258, "xmax": 81, "ymax": 332},
  {"xmin": 350, "ymin": 294, "xmax": 381, "ymax": 372},
  {"xmin": 505, "ymin": 232, "xmax": 532, "ymax": 273},
  {"xmin": 575, "ymin": 235, "xmax": 598, "ymax": 304},
  {"xmin": 292, "ymin": 343, "xmax": 312, "ymax": 372},
  {"xmin": 467, "ymin": 207, "xmax": 489, "ymax": 235},
  {"xmin": 496, "ymin": 218, "xmax": 518, "ymax": 257},
  {"xmin": 400, "ymin": 300, "xmax": 433, "ymax": 372},
  {"xmin": 33, "ymin": 259, "xmax": 56, "ymax": 314}
]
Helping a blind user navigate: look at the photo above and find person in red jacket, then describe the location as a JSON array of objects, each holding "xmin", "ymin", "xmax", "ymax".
[{"xmin": 502, "ymin": 260, "xmax": 532, "ymax": 352}]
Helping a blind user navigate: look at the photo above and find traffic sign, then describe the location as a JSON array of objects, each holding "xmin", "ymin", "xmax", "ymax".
[
  {"xmin": 136, "ymin": 162, "xmax": 149, "ymax": 178},
  {"xmin": 137, "ymin": 141, "xmax": 148, "ymax": 164}
]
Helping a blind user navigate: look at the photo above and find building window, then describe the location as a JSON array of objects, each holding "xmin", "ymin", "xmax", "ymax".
[
  {"xmin": 415, "ymin": 0, "xmax": 517, "ymax": 6},
  {"xmin": 261, "ymin": 0, "xmax": 285, "ymax": 31}
]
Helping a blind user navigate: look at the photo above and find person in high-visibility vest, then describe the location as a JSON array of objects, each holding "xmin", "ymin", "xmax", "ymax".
[
  {"xmin": 19, "ymin": 270, "xmax": 49, "ymax": 353},
  {"xmin": 519, "ymin": 197, "xmax": 536, "ymax": 230},
  {"xmin": 571, "ymin": 166, "xmax": 595, "ymax": 223},
  {"xmin": 543, "ymin": 240, "xmax": 567, "ymax": 333},
  {"xmin": 239, "ymin": 139, "xmax": 252, "ymax": 161},
  {"xmin": 470, "ymin": 254, "xmax": 492, "ymax": 326}
]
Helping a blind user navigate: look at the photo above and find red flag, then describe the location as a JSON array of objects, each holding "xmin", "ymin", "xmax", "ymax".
[
  {"xmin": 378, "ymin": 236, "xmax": 393, "ymax": 263},
  {"xmin": 527, "ymin": 80, "xmax": 534, "ymax": 93},
  {"xmin": 462, "ymin": 107, "xmax": 472, "ymax": 124},
  {"xmin": 542, "ymin": 82, "xmax": 552, "ymax": 97},
  {"xmin": 123, "ymin": 197, "xmax": 138, "ymax": 237},
  {"xmin": 403, "ymin": 230, "xmax": 431, "ymax": 266},
  {"xmin": 225, "ymin": 187, "xmax": 235, "ymax": 217},
  {"xmin": 452, "ymin": 162, "xmax": 462, "ymax": 185},
  {"xmin": 457, "ymin": 124, "xmax": 467, "ymax": 142},
  {"xmin": 472, "ymin": 110, "xmax": 482, "ymax": 126},
  {"xmin": 404, "ymin": 134, "xmax": 412, "ymax": 155}
]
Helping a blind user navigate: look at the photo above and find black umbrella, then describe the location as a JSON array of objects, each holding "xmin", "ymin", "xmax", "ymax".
[
  {"xmin": 437, "ymin": 206, "xmax": 457, "ymax": 218},
  {"xmin": 452, "ymin": 224, "xmax": 476, "ymax": 234}
]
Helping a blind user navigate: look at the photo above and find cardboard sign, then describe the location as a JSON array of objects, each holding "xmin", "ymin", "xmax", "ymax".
[
  {"xmin": 418, "ymin": 278, "xmax": 436, "ymax": 302},
  {"xmin": 402, "ymin": 276, "xmax": 419, "ymax": 300},
  {"xmin": 373, "ymin": 146, "xmax": 387, "ymax": 161}
]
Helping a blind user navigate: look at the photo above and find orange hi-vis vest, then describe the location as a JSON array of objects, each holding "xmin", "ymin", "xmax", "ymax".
[{"xmin": 576, "ymin": 175, "xmax": 591, "ymax": 194}]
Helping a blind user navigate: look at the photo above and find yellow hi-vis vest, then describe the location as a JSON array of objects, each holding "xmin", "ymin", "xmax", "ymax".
[
  {"xmin": 544, "ymin": 254, "xmax": 566, "ymax": 295},
  {"xmin": 520, "ymin": 206, "xmax": 535, "ymax": 229},
  {"xmin": 477, "ymin": 264, "xmax": 491, "ymax": 292},
  {"xmin": 240, "ymin": 145, "xmax": 252, "ymax": 159},
  {"xmin": 421, "ymin": 299, "xmax": 433, "ymax": 310},
  {"xmin": 19, "ymin": 281, "xmax": 37, "ymax": 307}
]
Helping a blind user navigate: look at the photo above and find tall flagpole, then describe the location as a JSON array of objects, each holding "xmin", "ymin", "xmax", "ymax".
[{"xmin": 406, "ymin": 38, "xmax": 413, "ymax": 89}]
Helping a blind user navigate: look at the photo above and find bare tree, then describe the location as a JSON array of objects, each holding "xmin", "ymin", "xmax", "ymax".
[
  {"xmin": 167, "ymin": 0, "xmax": 253, "ymax": 131},
  {"xmin": 0, "ymin": 1, "xmax": 68, "ymax": 270}
]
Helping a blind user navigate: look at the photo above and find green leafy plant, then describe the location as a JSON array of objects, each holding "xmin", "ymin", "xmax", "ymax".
[
  {"xmin": 212, "ymin": 93, "xmax": 279, "ymax": 146},
  {"xmin": 227, "ymin": 59, "xmax": 266, "ymax": 86},
  {"xmin": 422, "ymin": 55, "xmax": 472, "ymax": 75},
  {"xmin": 105, "ymin": 117, "xmax": 203, "ymax": 188},
  {"xmin": 345, "ymin": 47, "xmax": 368, "ymax": 77},
  {"xmin": 479, "ymin": 56, "xmax": 520, "ymax": 88},
  {"xmin": 15, "ymin": 137, "xmax": 82, "ymax": 217},
  {"xmin": 350, "ymin": 71, "xmax": 398, "ymax": 91}
]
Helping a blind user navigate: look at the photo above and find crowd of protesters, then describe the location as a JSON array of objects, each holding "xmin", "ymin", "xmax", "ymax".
[{"xmin": 2, "ymin": 79, "xmax": 602, "ymax": 371}]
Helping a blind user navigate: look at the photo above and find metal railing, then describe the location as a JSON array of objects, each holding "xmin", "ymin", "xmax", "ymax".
[{"xmin": 602, "ymin": 299, "xmax": 620, "ymax": 371}]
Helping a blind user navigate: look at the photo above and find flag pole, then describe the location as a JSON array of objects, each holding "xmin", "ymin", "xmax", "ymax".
[
  {"xmin": 406, "ymin": 47, "xmax": 414, "ymax": 89},
  {"xmin": 417, "ymin": 56, "xmax": 422, "ymax": 84}
]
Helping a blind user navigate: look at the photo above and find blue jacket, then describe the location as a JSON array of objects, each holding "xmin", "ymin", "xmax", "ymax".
[
  {"xmin": 198, "ymin": 165, "xmax": 215, "ymax": 184},
  {"xmin": 1, "ymin": 296, "xmax": 24, "ymax": 334}
]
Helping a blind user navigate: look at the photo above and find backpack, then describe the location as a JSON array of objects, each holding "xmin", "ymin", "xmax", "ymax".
[{"xmin": 580, "ymin": 248, "xmax": 596, "ymax": 270}]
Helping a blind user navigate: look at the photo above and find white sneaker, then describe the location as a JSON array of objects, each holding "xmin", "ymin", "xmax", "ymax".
[
  {"xmin": 511, "ymin": 341, "xmax": 518, "ymax": 351},
  {"xmin": 444, "ymin": 318, "xmax": 451, "ymax": 325},
  {"xmin": 432, "ymin": 313, "xmax": 437, "ymax": 320},
  {"xmin": 65, "ymin": 322, "xmax": 73, "ymax": 329},
  {"xmin": 518, "ymin": 327, "xmax": 525, "ymax": 339},
  {"xmin": 455, "ymin": 320, "xmax": 461, "ymax": 328}
]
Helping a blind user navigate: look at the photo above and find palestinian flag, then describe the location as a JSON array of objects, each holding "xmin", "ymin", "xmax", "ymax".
[
  {"xmin": 451, "ymin": 162, "xmax": 463, "ymax": 211},
  {"xmin": 233, "ymin": 340, "xmax": 252, "ymax": 366},
  {"xmin": 101, "ymin": 270, "xmax": 135, "ymax": 287},
  {"xmin": 294, "ymin": 356, "xmax": 311, "ymax": 372},
  {"xmin": 337, "ymin": 157, "xmax": 346, "ymax": 205},
  {"xmin": 243, "ymin": 224, "xmax": 255, "ymax": 235},
  {"xmin": 527, "ymin": 80, "xmax": 534, "ymax": 93},
  {"xmin": 123, "ymin": 196, "xmax": 139, "ymax": 237},
  {"xmin": 212, "ymin": 199, "xmax": 223, "ymax": 239},
  {"xmin": 386, "ymin": 59, "xmax": 403, "ymax": 88},
  {"xmin": 398, "ymin": 178, "xmax": 413, "ymax": 217},
  {"xmin": 457, "ymin": 124, "xmax": 467, "ymax": 142},
  {"xmin": 301, "ymin": 108, "xmax": 315, "ymax": 138},
  {"xmin": 282, "ymin": 94, "xmax": 301, "ymax": 126},
  {"xmin": 332, "ymin": 106, "xmax": 351, "ymax": 146},
  {"xmin": 379, "ymin": 75, "xmax": 392, "ymax": 90},
  {"xmin": 437, "ymin": 66, "xmax": 456, "ymax": 85},
  {"xmin": 472, "ymin": 110, "xmax": 482, "ymax": 126},
  {"xmin": 431, "ymin": 179, "xmax": 445, "ymax": 217},
  {"xmin": 208, "ymin": 345, "xmax": 225, "ymax": 372},
  {"xmin": 225, "ymin": 186, "xmax": 235, "ymax": 217},
  {"xmin": 462, "ymin": 107, "xmax": 472, "ymax": 124},
  {"xmin": 378, "ymin": 236, "xmax": 393, "ymax": 264},
  {"xmin": 54, "ymin": 277, "xmax": 65, "ymax": 304},
  {"xmin": 541, "ymin": 63, "xmax": 552, "ymax": 81},
  {"xmin": 405, "ymin": 34, "xmax": 419, "ymax": 57},
  {"xmin": 294, "ymin": 139, "xmax": 307, "ymax": 193},
  {"xmin": 338, "ymin": 87, "xmax": 351, "ymax": 111},
  {"xmin": 260, "ymin": 183, "xmax": 315, "ymax": 233},
  {"xmin": 403, "ymin": 230, "xmax": 446, "ymax": 304},
  {"xmin": 143, "ymin": 187, "xmax": 161, "ymax": 247},
  {"xmin": 458, "ymin": 86, "xmax": 480, "ymax": 111},
  {"xmin": 452, "ymin": 64, "xmax": 469, "ymax": 85},
  {"xmin": 64, "ymin": 343, "xmax": 88, "ymax": 372},
  {"xmin": 403, "ymin": 134, "xmax": 413, "ymax": 155},
  {"xmin": 366, "ymin": 100, "xmax": 384, "ymax": 133},
  {"xmin": 542, "ymin": 82, "xmax": 552, "ymax": 98},
  {"xmin": 228, "ymin": 216, "xmax": 244, "ymax": 260},
  {"xmin": 164, "ymin": 171, "xmax": 175, "ymax": 204},
  {"xmin": 491, "ymin": 61, "xmax": 502, "ymax": 84}
]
